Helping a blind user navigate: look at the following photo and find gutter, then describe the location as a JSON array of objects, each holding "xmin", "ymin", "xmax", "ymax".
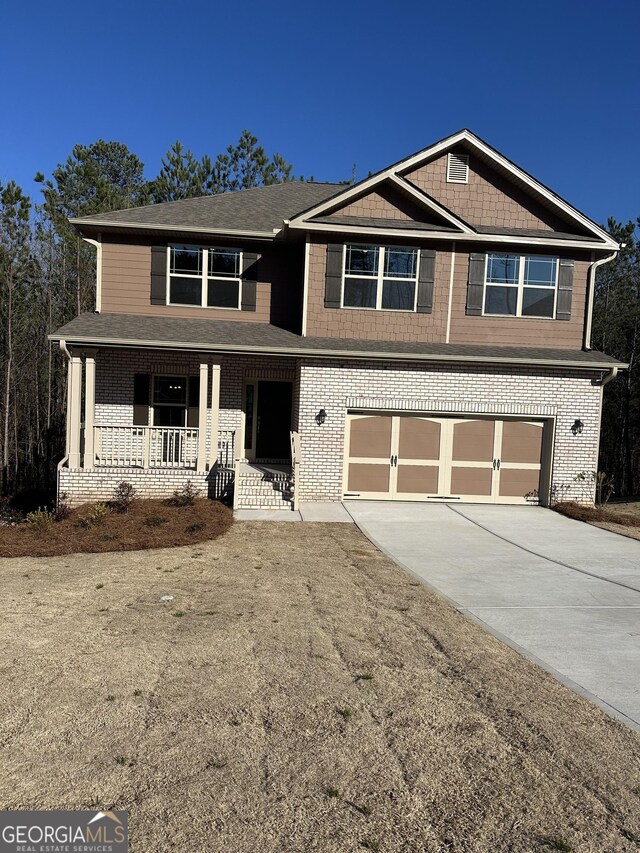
[
  {"xmin": 584, "ymin": 250, "xmax": 618, "ymax": 349},
  {"xmin": 47, "ymin": 332, "xmax": 627, "ymax": 371},
  {"xmin": 57, "ymin": 340, "xmax": 71, "ymax": 481},
  {"xmin": 82, "ymin": 236, "xmax": 102, "ymax": 312},
  {"xmin": 69, "ymin": 218, "xmax": 277, "ymax": 241},
  {"xmin": 598, "ymin": 366, "xmax": 619, "ymax": 386}
]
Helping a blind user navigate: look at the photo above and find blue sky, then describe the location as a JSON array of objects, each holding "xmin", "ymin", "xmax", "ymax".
[{"xmin": 2, "ymin": 0, "xmax": 638, "ymax": 225}]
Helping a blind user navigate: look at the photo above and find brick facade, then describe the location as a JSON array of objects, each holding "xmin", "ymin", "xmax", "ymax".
[{"xmin": 295, "ymin": 358, "xmax": 602, "ymax": 504}]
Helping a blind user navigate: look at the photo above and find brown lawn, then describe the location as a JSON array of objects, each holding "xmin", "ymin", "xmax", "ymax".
[{"xmin": 1, "ymin": 522, "xmax": 639, "ymax": 852}]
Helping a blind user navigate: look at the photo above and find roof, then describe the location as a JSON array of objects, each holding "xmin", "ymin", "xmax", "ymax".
[
  {"xmin": 50, "ymin": 313, "xmax": 626, "ymax": 370},
  {"xmin": 70, "ymin": 182, "xmax": 344, "ymax": 236}
]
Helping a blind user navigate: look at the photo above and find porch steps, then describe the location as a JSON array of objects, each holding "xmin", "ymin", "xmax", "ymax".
[{"xmin": 234, "ymin": 464, "xmax": 294, "ymax": 511}]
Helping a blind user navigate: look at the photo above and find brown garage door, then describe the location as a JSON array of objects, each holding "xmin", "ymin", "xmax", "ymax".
[{"xmin": 344, "ymin": 414, "xmax": 547, "ymax": 504}]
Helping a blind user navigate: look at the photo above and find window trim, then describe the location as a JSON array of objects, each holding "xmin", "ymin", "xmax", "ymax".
[
  {"xmin": 340, "ymin": 244, "xmax": 421, "ymax": 312},
  {"xmin": 482, "ymin": 253, "xmax": 559, "ymax": 320},
  {"xmin": 151, "ymin": 374, "xmax": 188, "ymax": 427},
  {"xmin": 166, "ymin": 245, "xmax": 243, "ymax": 310}
]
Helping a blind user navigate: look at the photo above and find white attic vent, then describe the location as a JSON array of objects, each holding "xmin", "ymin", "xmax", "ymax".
[{"xmin": 446, "ymin": 152, "xmax": 469, "ymax": 184}]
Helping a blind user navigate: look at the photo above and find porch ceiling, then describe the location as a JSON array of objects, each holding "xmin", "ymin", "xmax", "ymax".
[{"xmin": 49, "ymin": 312, "xmax": 625, "ymax": 370}]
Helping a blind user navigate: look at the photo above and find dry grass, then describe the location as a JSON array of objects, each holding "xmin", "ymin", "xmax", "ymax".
[
  {"xmin": 555, "ymin": 500, "xmax": 640, "ymax": 541},
  {"xmin": 1, "ymin": 522, "xmax": 640, "ymax": 852},
  {"xmin": 0, "ymin": 498, "xmax": 233, "ymax": 557}
]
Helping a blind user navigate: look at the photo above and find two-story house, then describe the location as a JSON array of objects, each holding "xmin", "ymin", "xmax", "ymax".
[{"xmin": 51, "ymin": 129, "xmax": 624, "ymax": 510}]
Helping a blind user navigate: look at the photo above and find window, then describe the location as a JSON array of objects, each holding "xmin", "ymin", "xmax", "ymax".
[
  {"xmin": 152, "ymin": 376, "xmax": 187, "ymax": 427},
  {"xmin": 168, "ymin": 246, "xmax": 242, "ymax": 309},
  {"xmin": 343, "ymin": 244, "xmax": 419, "ymax": 311},
  {"xmin": 483, "ymin": 253, "xmax": 558, "ymax": 318}
]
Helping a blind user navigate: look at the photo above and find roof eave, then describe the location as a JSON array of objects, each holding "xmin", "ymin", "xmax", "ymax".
[
  {"xmin": 69, "ymin": 218, "xmax": 279, "ymax": 241},
  {"xmin": 48, "ymin": 332, "xmax": 626, "ymax": 371}
]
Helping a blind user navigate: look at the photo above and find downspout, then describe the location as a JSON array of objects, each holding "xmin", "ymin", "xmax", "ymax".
[
  {"xmin": 57, "ymin": 340, "xmax": 71, "ymax": 499},
  {"xmin": 584, "ymin": 250, "xmax": 618, "ymax": 350},
  {"xmin": 82, "ymin": 235, "xmax": 102, "ymax": 313},
  {"xmin": 599, "ymin": 366, "xmax": 619, "ymax": 387}
]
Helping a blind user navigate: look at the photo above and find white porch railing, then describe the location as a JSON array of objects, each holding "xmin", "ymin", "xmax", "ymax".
[
  {"xmin": 290, "ymin": 430, "xmax": 300, "ymax": 511},
  {"xmin": 217, "ymin": 430, "xmax": 236, "ymax": 468},
  {"xmin": 94, "ymin": 425, "xmax": 199, "ymax": 469}
]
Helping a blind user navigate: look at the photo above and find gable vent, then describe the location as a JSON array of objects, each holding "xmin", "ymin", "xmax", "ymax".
[{"xmin": 446, "ymin": 152, "xmax": 469, "ymax": 184}]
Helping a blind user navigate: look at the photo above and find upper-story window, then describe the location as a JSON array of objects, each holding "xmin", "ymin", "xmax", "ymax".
[
  {"xmin": 342, "ymin": 244, "xmax": 419, "ymax": 311},
  {"xmin": 168, "ymin": 245, "xmax": 242, "ymax": 309},
  {"xmin": 483, "ymin": 253, "xmax": 558, "ymax": 318}
]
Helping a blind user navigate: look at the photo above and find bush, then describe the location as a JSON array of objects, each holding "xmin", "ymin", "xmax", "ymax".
[
  {"xmin": 77, "ymin": 503, "xmax": 110, "ymax": 529},
  {"xmin": 168, "ymin": 480, "xmax": 201, "ymax": 507},
  {"xmin": 54, "ymin": 492, "xmax": 72, "ymax": 522},
  {"xmin": 109, "ymin": 481, "xmax": 137, "ymax": 514},
  {"xmin": 25, "ymin": 508, "xmax": 55, "ymax": 533},
  {"xmin": 144, "ymin": 516, "xmax": 167, "ymax": 527}
]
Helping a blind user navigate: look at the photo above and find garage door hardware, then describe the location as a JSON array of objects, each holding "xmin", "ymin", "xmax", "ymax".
[{"xmin": 492, "ymin": 459, "xmax": 502, "ymax": 470}]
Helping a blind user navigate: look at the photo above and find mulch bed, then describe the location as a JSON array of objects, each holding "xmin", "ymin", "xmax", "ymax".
[
  {"xmin": 554, "ymin": 500, "xmax": 640, "ymax": 528},
  {"xmin": 0, "ymin": 498, "xmax": 233, "ymax": 557}
]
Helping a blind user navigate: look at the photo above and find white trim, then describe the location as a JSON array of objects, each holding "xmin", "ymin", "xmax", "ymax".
[
  {"xmin": 445, "ymin": 242, "xmax": 456, "ymax": 343},
  {"xmin": 482, "ymin": 252, "xmax": 559, "ymax": 320},
  {"xmin": 289, "ymin": 220, "xmax": 610, "ymax": 251},
  {"xmin": 82, "ymin": 236, "xmax": 102, "ymax": 312},
  {"xmin": 386, "ymin": 174, "xmax": 474, "ymax": 233},
  {"xmin": 301, "ymin": 235, "xmax": 310, "ymax": 336},
  {"xmin": 166, "ymin": 245, "xmax": 242, "ymax": 311},
  {"xmin": 341, "ymin": 244, "xmax": 420, "ymax": 312},
  {"xmin": 70, "ymin": 218, "xmax": 275, "ymax": 240},
  {"xmin": 287, "ymin": 130, "xmax": 619, "ymax": 250}
]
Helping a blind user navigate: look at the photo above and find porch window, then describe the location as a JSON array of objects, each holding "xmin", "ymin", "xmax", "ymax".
[
  {"xmin": 342, "ymin": 244, "xmax": 419, "ymax": 311},
  {"xmin": 152, "ymin": 376, "xmax": 187, "ymax": 426},
  {"xmin": 483, "ymin": 253, "xmax": 558, "ymax": 318},
  {"xmin": 168, "ymin": 246, "xmax": 242, "ymax": 309}
]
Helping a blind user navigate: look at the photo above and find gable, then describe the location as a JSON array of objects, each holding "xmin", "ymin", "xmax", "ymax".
[
  {"xmin": 314, "ymin": 180, "xmax": 459, "ymax": 229},
  {"xmin": 403, "ymin": 147, "xmax": 590, "ymax": 236}
]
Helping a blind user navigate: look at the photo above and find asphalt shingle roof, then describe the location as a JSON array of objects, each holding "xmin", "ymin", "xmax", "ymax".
[
  {"xmin": 50, "ymin": 313, "xmax": 625, "ymax": 369},
  {"xmin": 71, "ymin": 182, "xmax": 345, "ymax": 234}
]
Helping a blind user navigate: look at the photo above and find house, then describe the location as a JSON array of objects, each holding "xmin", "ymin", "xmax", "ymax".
[{"xmin": 50, "ymin": 129, "xmax": 624, "ymax": 510}]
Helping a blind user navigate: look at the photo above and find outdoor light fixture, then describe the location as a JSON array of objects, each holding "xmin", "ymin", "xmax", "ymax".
[
  {"xmin": 571, "ymin": 419, "xmax": 584, "ymax": 435},
  {"xmin": 315, "ymin": 408, "xmax": 327, "ymax": 425}
]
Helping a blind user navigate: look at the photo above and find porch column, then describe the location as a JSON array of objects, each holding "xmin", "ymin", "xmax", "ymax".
[
  {"xmin": 83, "ymin": 349, "xmax": 97, "ymax": 469},
  {"xmin": 208, "ymin": 362, "xmax": 221, "ymax": 469},
  {"xmin": 197, "ymin": 361, "xmax": 208, "ymax": 471},
  {"xmin": 68, "ymin": 349, "xmax": 83, "ymax": 468}
]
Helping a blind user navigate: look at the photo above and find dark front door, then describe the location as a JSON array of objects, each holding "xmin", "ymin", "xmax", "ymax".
[{"xmin": 255, "ymin": 381, "xmax": 293, "ymax": 461}]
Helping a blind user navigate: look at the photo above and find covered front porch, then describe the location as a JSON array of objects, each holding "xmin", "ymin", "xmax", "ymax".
[{"xmin": 58, "ymin": 345, "xmax": 300, "ymax": 509}]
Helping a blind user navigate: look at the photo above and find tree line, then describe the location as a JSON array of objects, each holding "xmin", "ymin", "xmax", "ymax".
[{"xmin": 0, "ymin": 134, "xmax": 638, "ymax": 501}]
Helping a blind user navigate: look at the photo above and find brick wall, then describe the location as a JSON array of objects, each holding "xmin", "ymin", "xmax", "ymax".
[{"xmin": 296, "ymin": 358, "xmax": 602, "ymax": 503}]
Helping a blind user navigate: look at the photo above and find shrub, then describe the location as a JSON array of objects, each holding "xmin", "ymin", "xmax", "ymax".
[
  {"xmin": 25, "ymin": 508, "xmax": 54, "ymax": 533},
  {"xmin": 575, "ymin": 470, "xmax": 615, "ymax": 506},
  {"xmin": 109, "ymin": 481, "xmax": 136, "ymax": 513},
  {"xmin": 168, "ymin": 480, "xmax": 201, "ymax": 507},
  {"xmin": 186, "ymin": 522, "xmax": 205, "ymax": 534},
  {"xmin": 77, "ymin": 503, "xmax": 110, "ymax": 529},
  {"xmin": 54, "ymin": 491, "xmax": 72, "ymax": 522},
  {"xmin": 144, "ymin": 516, "xmax": 167, "ymax": 527}
]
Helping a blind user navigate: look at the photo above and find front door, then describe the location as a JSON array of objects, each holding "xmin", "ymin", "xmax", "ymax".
[{"xmin": 255, "ymin": 381, "xmax": 293, "ymax": 462}]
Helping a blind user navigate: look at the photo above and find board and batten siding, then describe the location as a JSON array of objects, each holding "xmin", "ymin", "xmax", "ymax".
[{"xmin": 100, "ymin": 241, "xmax": 271, "ymax": 322}]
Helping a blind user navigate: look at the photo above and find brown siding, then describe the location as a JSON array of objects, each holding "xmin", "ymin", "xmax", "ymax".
[
  {"xmin": 100, "ymin": 238, "xmax": 302, "ymax": 328},
  {"xmin": 448, "ymin": 248, "xmax": 589, "ymax": 348},
  {"xmin": 326, "ymin": 182, "xmax": 443, "ymax": 225},
  {"xmin": 305, "ymin": 239, "xmax": 450, "ymax": 342},
  {"xmin": 405, "ymin": 150, "xmax": 577, "ymax": 232}
]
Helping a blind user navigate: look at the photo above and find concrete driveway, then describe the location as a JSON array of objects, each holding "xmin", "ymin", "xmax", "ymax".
[{"xmin": 345, "ymin": 501, "xmax": 640, "ymax": 730}]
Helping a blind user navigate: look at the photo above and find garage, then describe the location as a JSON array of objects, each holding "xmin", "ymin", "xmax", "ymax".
[{"xmin": 343, "ymin": 413, "xmax": 552, "ymax": 505}]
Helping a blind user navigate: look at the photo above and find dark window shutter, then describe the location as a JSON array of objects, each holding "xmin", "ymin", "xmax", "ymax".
[
  {"xmin": 416, "ymin": 249, "xmax": 436, "ymax": 313},
  {"xmin": 325, "ymin": 244, "xmax": 343, "ymax": 308},
  {"xmin": 556, "ymin": 258, "xmax": 574, "ymax": 321},
  {"xmin": 466, "ymin": 252, "xmax": 486, "ymax": 315},
  {"xmin": 133, "ymin": 374, "xmax": 150, "ymax": 426},
  {"xmin": 187, "ymin": 375, "xmax": 200, "ymax": 427},
  {"xmin": 241, "ymin": 252, "xmax": 259, "ymax": 311},
  {"xmin": 151, "ymin": 246, "xmax": 167, "ymax": 305}
]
